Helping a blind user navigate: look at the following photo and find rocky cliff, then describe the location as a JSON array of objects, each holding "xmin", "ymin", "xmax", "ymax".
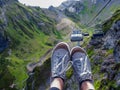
[{"xmin": 88, "ymin": 9, "xmax": 120, "ymax": 89}]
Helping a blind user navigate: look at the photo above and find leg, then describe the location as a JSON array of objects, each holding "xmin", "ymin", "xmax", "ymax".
[
  {"xmin": 71, "ymin": 46, "xmax": 95, "ymax": 90},
  {"xmin": 50, "ymin": 78, "xmax": 63, "ymax": 90},
  {"xmin": 81, "ymin": 81, "xmax": 94, "ymax": 90},
  {"xmin": 50, "ymin": 42, "xmax": 70, "ymax": 90}
]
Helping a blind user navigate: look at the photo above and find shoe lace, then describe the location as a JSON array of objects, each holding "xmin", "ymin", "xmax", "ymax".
[
  {"xmin": 73, "ymin": 55, "xmax": 91, "ymax": 76},
  {"xmin": 81, "ymin": 55, "xmax": 91, "ymax": 76},
  {"xmin": 55, "ymin": 53, "xmax": 73, "ymax": 75}
]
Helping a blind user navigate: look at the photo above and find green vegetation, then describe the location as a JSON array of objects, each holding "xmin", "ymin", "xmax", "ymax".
[
  {"xmin": 0, "ymin": 2, "xmax": 62, "ymax": 90},
  {"xmin": 33, "ymin": 58, "xmax": 51, "ymax": 90},
  {"xmin": 64, "ymin": 9, "xmax": 81, "ymax": 23},
  {"xmin": 66, "ymin": 68, "xmax": 73, "ymax": 80},
  {"xmin": 0, "ymin": 0, "xmax": 120, "ymax": 90},
  {"xmin": 86, "ymin": 37, "xmax": 115, "ymax": 90},
  {"xmin": 91, "ymin": 10, "xmax": 120, "ymax": 90},
  {"xmin": 0, "ymin": 19, "xmax": 4, "ymax": 24},
  {"xmin": 102, "ymin": 9, "xmax": 120, "ymax": 32}
]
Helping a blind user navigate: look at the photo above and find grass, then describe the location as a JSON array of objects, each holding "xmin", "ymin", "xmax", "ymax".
[
  {"xmin": 0, "ymin": 2, "xmax": 62, "ymax": 90},
  {"xmin": 94, "ymin": 80, "xmax": 101, "ymax": 90},
  {"xmin": 33, "ymin": 58, "xmax": 51, "ymax": 90},
  {"xmin": 8, "ymin": 56, "xmax": 28, "ymax": 89},
  {"xmin": 102, "ymin": 9, "xmax": 120, "ymax": 32},
  {"xmin": 7, "ymin": 31, "xmax": 53, "ymax": 89},
  {"xmin": 66, "ymin": 68, "xmax": 73, "ymax": 80},
  {"xmin": 1, "ymin": 1, "xmax": 119, "ymax": 90}
]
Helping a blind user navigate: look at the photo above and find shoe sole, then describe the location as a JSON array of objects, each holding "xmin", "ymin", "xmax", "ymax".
[
  {"xmin": 71, "ymin": 46, "xmax": 86, "ymax": 57},
  {"xmin": 52, "ymin": 42, "xmax": 70, "ymax": 53}
]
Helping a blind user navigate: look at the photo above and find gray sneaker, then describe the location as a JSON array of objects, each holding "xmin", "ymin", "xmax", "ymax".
[
  {"xmin": 71, "ymin": 46, "xmax": 93, "ymax": 85},
  {"xmin": 51, "ymin": 42, "xmax": 70, "ymax": 81}
]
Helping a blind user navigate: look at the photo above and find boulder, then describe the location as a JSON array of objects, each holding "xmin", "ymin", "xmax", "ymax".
[
  {"xmin": 114, "ymin": 72, "xmax": 120, "ymax": 87},
  {"xmin": 93, "ymin": 55, "xmax": 103, "ymax": 65},
  {"xmin": 114, "ymin": 42, "xmax": 120, "ymax": 63},
  {"xmin": 103, "ymin": 20, "xmax": 120, "ymax": 50},
  {"xmin": 101, "ymin": 58, "xmax": 115, "ymax": 73},
  {"xmin": 89, "ymin": 37, "xmax": 103, "ymax": 48},
  {"xmin": 0, "ymin": 33, "xmax": 9, "ymax": 52}
]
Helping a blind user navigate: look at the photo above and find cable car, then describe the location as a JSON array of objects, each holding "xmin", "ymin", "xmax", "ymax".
[
  {"xmin": 91, "ymin": 30, "xmax": 104, "ymax": 39},
  {"xmin": 70, "ymin": 30, "xmax": 83, "ymax": 42}
]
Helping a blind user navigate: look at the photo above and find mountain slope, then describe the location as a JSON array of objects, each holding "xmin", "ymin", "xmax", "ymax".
[
  {"xmin": 0, "ymin": 0, "xmax": 120, "ymax": 90},
  {"xmin": 89, "ymin": 9, "xmax": 120, "ymax": 89},
  {"xmin": 31, "ymin": 1, "xmax": 120, "ymax": 90},
  {"xmin": 58, "ymin": 0, "xmax": 120, "ymax": 26},
  {"xmin": 0, "ymin": 0, "xmax": 61, "ymax": 89}
]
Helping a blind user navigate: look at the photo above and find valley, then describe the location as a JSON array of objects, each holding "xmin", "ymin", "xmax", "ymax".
[{"xmin": 0, "ymin": 0, "xmax": 120, "ymax": 90}]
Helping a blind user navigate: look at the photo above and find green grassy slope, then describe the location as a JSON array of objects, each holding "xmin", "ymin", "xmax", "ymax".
[{"xmin": 0, "ymin": 1, "xmax": 61, "ymax": 90}]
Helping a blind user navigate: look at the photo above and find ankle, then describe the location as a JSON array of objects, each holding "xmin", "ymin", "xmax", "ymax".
[
  {"xmin": 53, "ymin": 77, "xmax": 64, "ymax": 83},
  {"xmin": 80, "ymin": 80, "xmax": 94, "ymax": 90},
  {"xmin": 50, "ymin": 78, "xmax": 64, "ymax": 90}
]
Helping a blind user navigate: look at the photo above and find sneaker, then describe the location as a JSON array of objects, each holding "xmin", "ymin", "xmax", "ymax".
[
  {"xmin": 71, "ymin": 46, "xmax": 93, "ymax": 85},
  {"xmin": 51, "ymin": 42, "xmax": 70, "ymax": 81}
]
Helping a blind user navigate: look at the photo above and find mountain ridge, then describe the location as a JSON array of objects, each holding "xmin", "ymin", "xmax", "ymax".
[{"xmin": 58, "ymin": 0, "xmax": 120, "ymax": 25}]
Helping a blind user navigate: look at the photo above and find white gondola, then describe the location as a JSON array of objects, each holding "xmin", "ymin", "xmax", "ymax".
[{"xmin": 70, "ymin": 30, "xmax": 83, "ymax": 42}]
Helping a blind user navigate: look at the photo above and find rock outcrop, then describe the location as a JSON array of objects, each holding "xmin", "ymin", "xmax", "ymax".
[
  {"xmin": 89, "ymin": 10, "xmax": 120, "ymax": 89},
  {"xmin": 114, "ymin": 40, "xmax": 120, "ymax": 63},
  {"xmin": 0, "ymin": 0, "xmax": 18, "ymax": 7},
  {"xmin": 103, "ymin": 20, "xmax": 120, "ymax": 63},
  {"xmin": 58, "ymin": 0, "xmax": 84, "ymax": 14},
  {"xmin": 103, "ymin": 21, "xmax": 120, "ymax": 50},
  {"xmin": 0, "ymin": 33, "xmax": 9, "ymax": 52}
]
